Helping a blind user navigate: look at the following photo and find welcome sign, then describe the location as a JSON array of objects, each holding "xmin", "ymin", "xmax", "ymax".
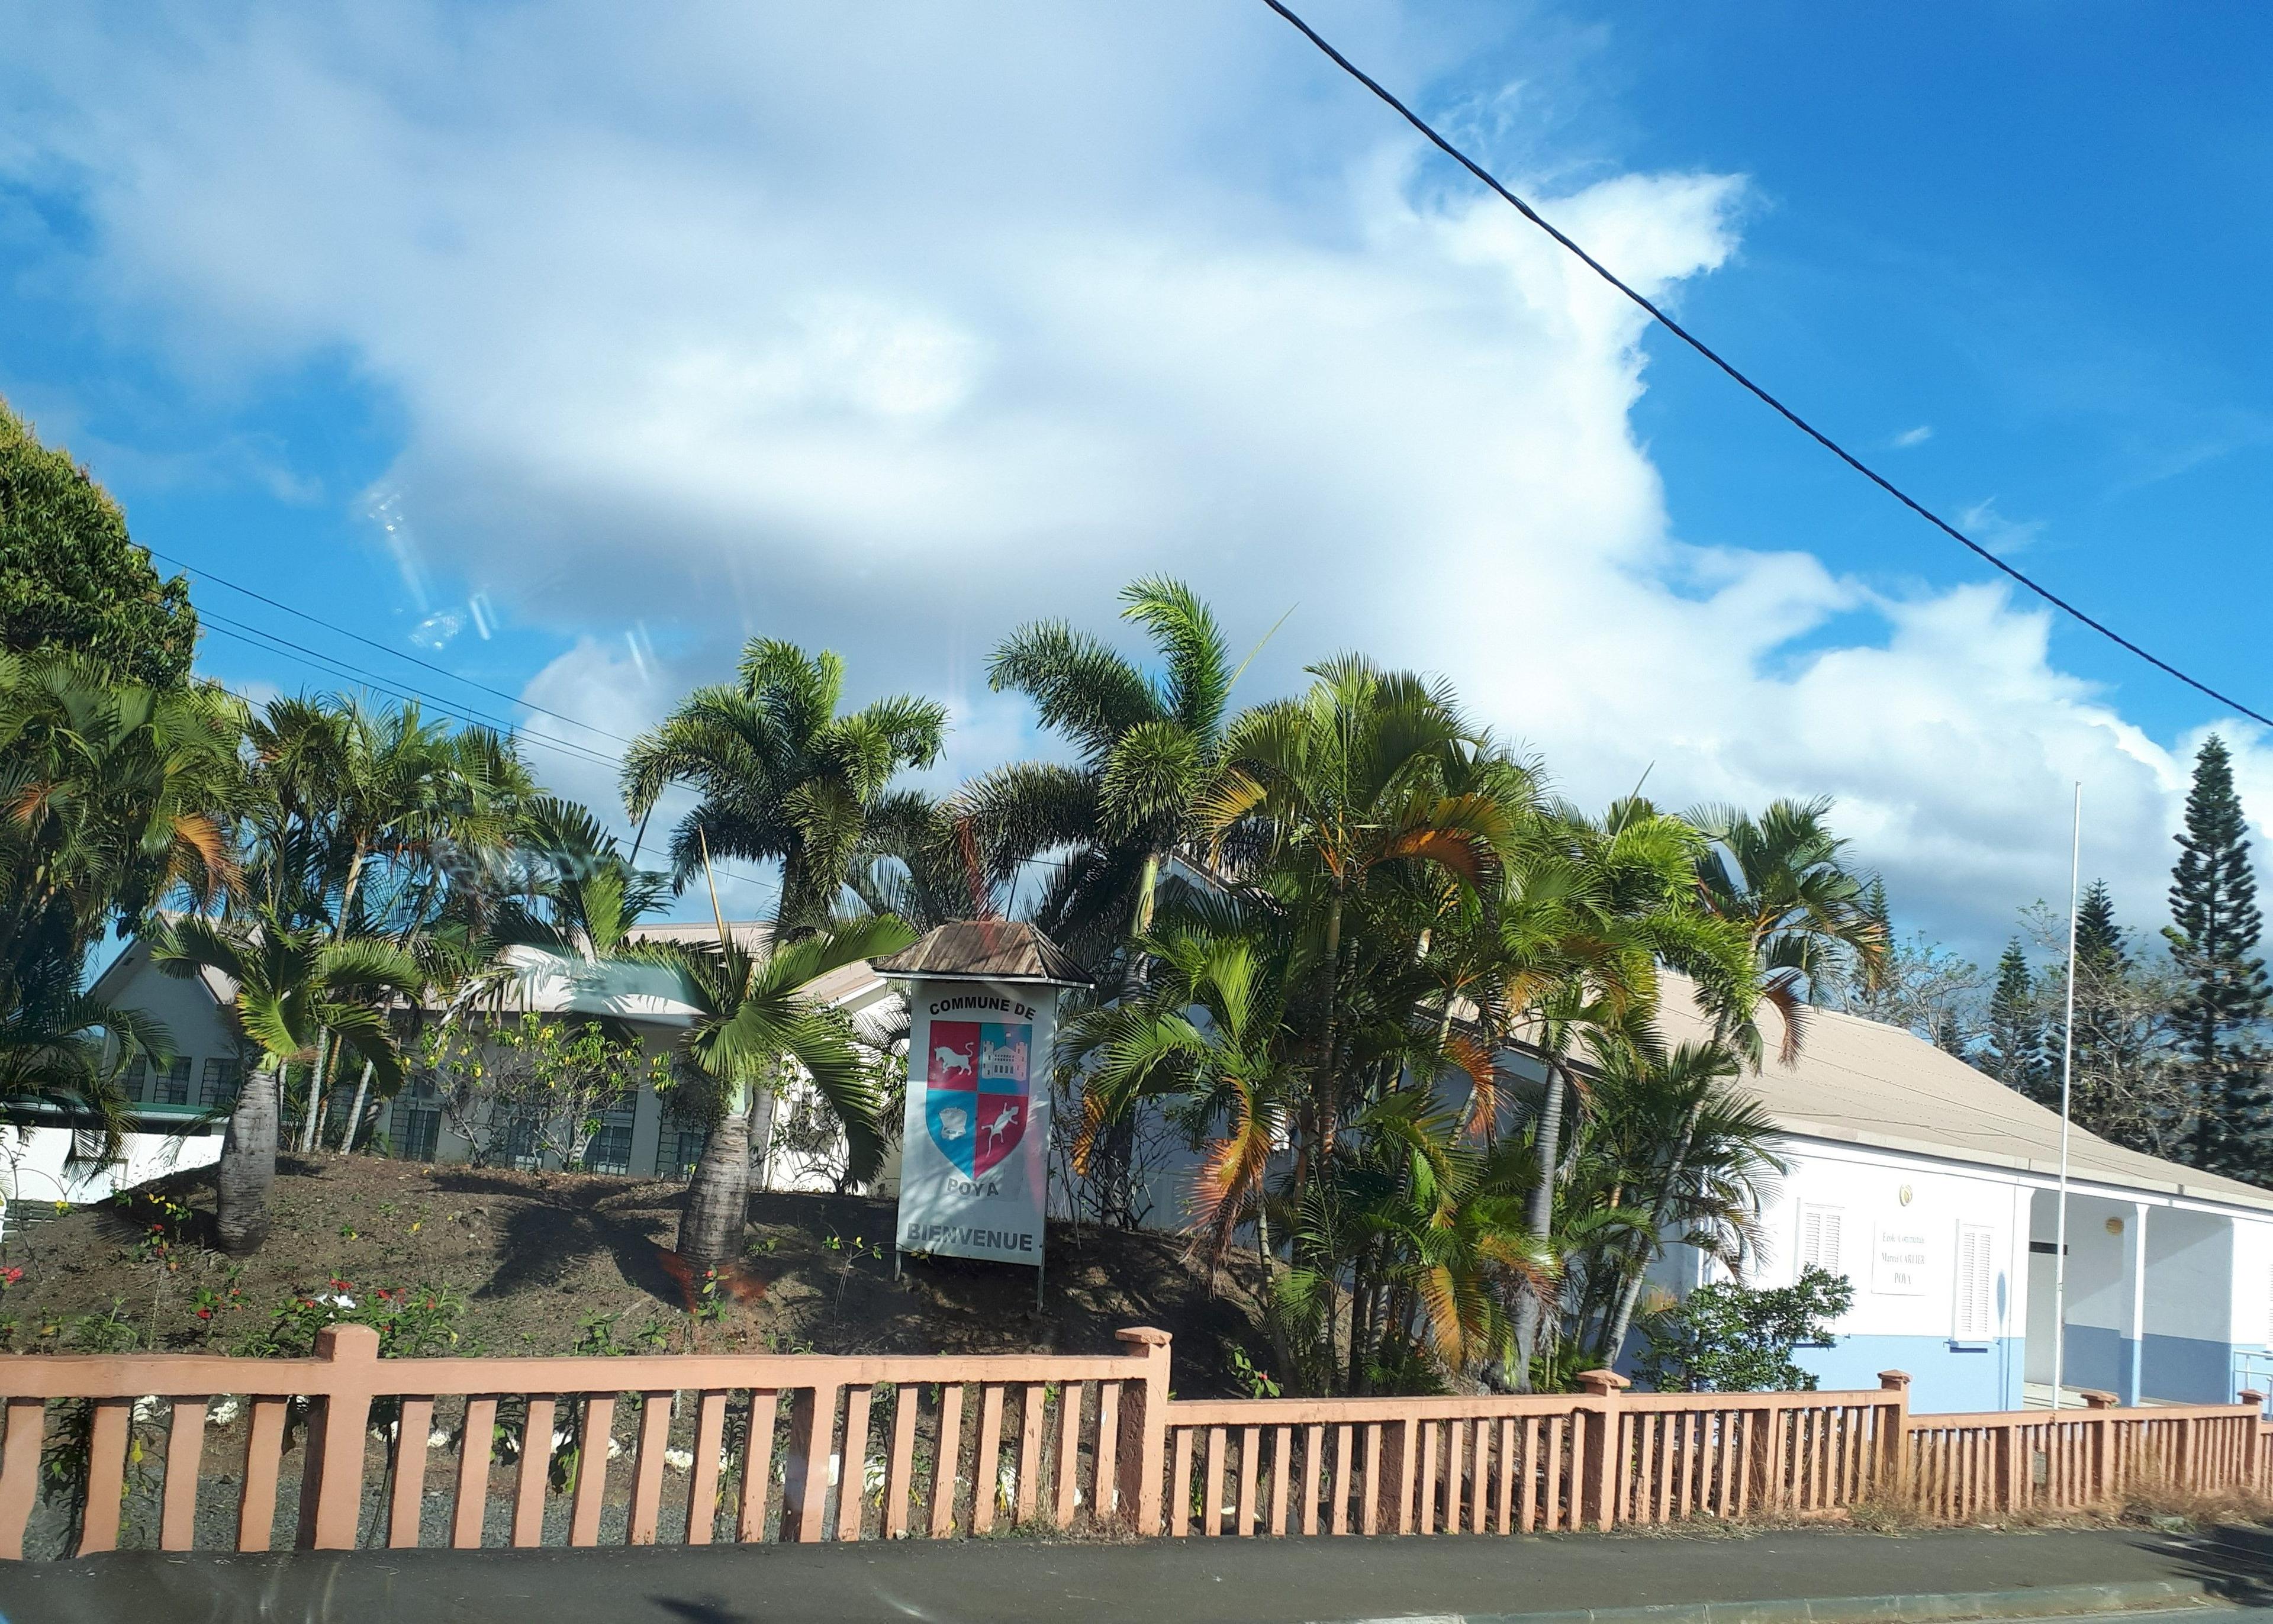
[{"xmin": 896, "ymin": 981, "xmax": 1057, "ymax": 1265}]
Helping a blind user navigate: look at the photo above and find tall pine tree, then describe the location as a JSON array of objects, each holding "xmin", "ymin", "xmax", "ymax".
[
  {"xmin": 1985, "ymin": 938, "xmax": 2048, "ymax": 1104},
  {"xmin": 2166, "ymin": 735, "xmax": 2271, "ymax": 1180}
]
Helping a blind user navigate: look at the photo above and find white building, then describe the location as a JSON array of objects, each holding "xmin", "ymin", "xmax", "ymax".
[
  {"xmin": 76, "ymin": 923, "xmax": 895, "ymax": 1195},
  {"xmin": 1638, "ymin": 978, "xmax": 2273, "ymax": 1413}
]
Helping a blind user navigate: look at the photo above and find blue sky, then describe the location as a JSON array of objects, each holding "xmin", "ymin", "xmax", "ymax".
[{"xmin": 2, "ymin": 1, "xmax": 2268, "ymax": 959}]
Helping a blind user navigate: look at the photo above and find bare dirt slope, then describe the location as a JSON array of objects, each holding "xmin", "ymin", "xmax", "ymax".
[{"xmin": 0, "ymin": 1155, "xmax": 1268, "ymax": 1396}]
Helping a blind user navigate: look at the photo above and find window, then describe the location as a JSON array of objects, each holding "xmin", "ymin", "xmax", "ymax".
[
  {"xmin": 1954, "ymin": 1222, "xmax": 1995, "ymax": 1341},
  {"xmin": 121, "ymin": 1056, "xmax": 149, "ymax": 1101},
  {"xmin": 583, "ymin": 1107, "xmax": 635, "ymax": 1177},
  {"xmin": 656, "ymin": 1123, "xmax": 707, "ymax": 1180},
  {"xmin": 152, "ymin": 1056, "xmax": 192, "ymax": 1106},
  {"xmin": 199, "ymin": 1059, "xmax": 241, "ymax": 1109},
  {"xmin": 502, "ymin": 1117, "xmax": 542, "ymax": 1169},
  {"xmin": 395, "ymin": 1106, "xmax": 440, "ymax": 1164},
  {"xmin": 1799, "ymin": 1204, "xmax": 1844, "ymax": 1277}
]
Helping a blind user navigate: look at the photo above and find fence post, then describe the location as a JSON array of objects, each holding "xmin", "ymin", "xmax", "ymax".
[
  {"xmin": 300, "ymin": 1323, "xmax": 379, "ymax": 1550},
  {"xmin": 2077, "ymin": 1391, "xmax": 2117, "ymax": 1501},
  {"xmin": 1116, "ymin": 1327, "xmax": 1172, "ymax": 1535},
  {"xmin": 1876, "ymin": 1371, "xmax": 1911, "ymax": 1506},
  {"xmin": 1576, "ymin": 1370, "xmax": 1628, "ymax": 1532},
  {"xmin": 2242, "ymin": 1393, "xmax": 2265, "ymax": 1491}
]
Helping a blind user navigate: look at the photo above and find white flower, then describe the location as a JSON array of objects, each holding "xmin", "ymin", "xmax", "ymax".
[
  {"xmin": 552, "ymin": 1428, "xmax": 577, "ymax": 1452},
  {"xmin": 864, "ymin": 1454, "xmax": 887, "ymax": 1495},
  {"xmin": 131, "ymin": 1397, "xmax": 160, "ymax": 1424},
  {"xmin": 997, "ymin": 1462, "xmax": 1018, "ymax": 1508},
  {"xmin": 607, "ymin": 1436, "xmax": 626, "ymax": 1460},
  {"xmin": 326, "ymin": 1294, "xmax": 355, "ymax": 1309},
  {"xmin": 662, "ymin": 1447, "xmax": 694, "ymax": 1474},
  {"xmin": 428, "ymin": 1428, "xmax": 452, "ymax": 1450},
  {"xmin": 206, "ymin": 1399, "xmax": 241, "ymax": 1427}
]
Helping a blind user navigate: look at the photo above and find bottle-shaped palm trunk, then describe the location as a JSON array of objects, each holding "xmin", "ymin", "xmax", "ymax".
[
  {"xmin": 215, "ymin": 1067, "xmax": 281, "ymax": 1254},
  {"xmin": 677, "ymin": 1108, "xmax": 752, "ymax": 1268}
]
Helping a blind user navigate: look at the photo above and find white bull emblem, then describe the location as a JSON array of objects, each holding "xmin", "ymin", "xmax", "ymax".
[{"xmin": 932, "ymin": 1042, "xmax": 974, "ymax": 1079}]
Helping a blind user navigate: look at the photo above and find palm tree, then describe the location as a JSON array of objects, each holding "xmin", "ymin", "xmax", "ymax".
[
  {"xmin": 622, "ymin": 640, "xmax": 945, "ymax": 934},
  {"xmin": 1202, "ymin": 656, "xmax": 1519, "ymax": 1212},
  {"xmin": 1688, "ymin": 797, "xmax": 1885, "ymax": 1061},
  {"xmin": 1285, "ymin": 1091, "xmax": 1556, "ymax": 1394},
  {"xmin": 1060, "ymin": 907, "xmax": 1302, "ymax": 1285},
  {"xmin": 1575, "ymin": 1039, "xmax": 1782, "ymax": 1364},
  {"xmin": 965, "ymin": 578, "xmax": 1238, "ymax": 965},
  {"xmin": 238, "ymin": 694, "xmax": 532, "ymax": 1149},
  {"xmin": 656, "ymin": 913, "xmax": 916, "ymax": 1267},
  {"xmin": 1442, "ymin": 796, "xmax": 1758, "ymax": 1388},
  {"xmin": 0, "ymin": 652, "xmax": 242, "ymax": 1006},
  {"xmin": 0, "ymin": 948, "xmax": 162, "ymax": 1157},
  {"xmin": 149, "ymin": 910, "xmax": 423, "ymax": 1253}
]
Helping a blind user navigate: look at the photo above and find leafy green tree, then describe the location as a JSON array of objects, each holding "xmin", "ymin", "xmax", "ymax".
[
  {"xmin": 2165, "ymin": 736, "xmax": 2271, "ymax": 1178},
  {"xmin": 1984, "ymin": 938, "xmax": 2048, "ymax": 1104},
  {"xmin": 1633, "ymin": 1265, "xmax": 1854, "ymax": 1393},
  {"xmin": 0, "ymin": 400, "xmax": 198, "ymax": 688},
  {"xmin": 623, "ymin": 640, "xmax": 945, "ymax": 933}
]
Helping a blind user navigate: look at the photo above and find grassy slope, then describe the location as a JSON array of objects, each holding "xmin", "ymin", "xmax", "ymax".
[{"xmin": 0, "ymin": 1156, "xmax": 1270, "ymax": 1397}]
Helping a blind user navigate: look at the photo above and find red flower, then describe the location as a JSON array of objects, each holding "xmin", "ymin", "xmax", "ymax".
[
  {"xmin": 0, "ymin": 1266, "xmax": 25, "ymax": 1288},
  {"xmin": 195, "ymin": 1309, "xmax": 213, "ymax": 1320}
]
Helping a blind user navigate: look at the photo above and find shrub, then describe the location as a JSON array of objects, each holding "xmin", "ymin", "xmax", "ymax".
[{"xmin": 1633, "ymin": 1266, "xmax": 1855, "ymax": 1393}]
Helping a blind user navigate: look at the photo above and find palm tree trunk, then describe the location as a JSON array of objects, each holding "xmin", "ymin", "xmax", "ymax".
[
  {"xmin": 1599, "ymin": 1103, "xmax": 1704, "ymax": 1367},
  {"xmin": 1508, "ymin": 1053, "xmax": 1570, "ymax": 1392},
  {"xmin": 678, "ymin": 1102, "xmax": 752, "ymax": 1268},
  {"xmin": 341, "ymin": 1059, "xmax": 376, "ymax": 1155},
  {"xmin": 1133, "ymin": 849, "xmax": 1163, "ymax": 935},
  {"xmin": 216, "ymin": 1065, "xmax": 281, "ymax": 1255}
]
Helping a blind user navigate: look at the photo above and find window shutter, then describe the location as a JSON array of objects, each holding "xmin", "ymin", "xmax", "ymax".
[
  {"xmin": 1799, "ymin": 1206, "xmax": 1843, "ymax": 1275},
  {"xmin": 1955, "ymin": 1224, "xmax": 1994, "ymax": 1339}
]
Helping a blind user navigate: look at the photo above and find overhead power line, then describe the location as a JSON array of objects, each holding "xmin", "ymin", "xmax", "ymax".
[
  {"xmin": 146, "ymin": 546, "xmax": 642, "ymax": 749},
  {"xmin": 195, "ymin": 617, "xmax": 784, "ymax": 902},
  {"xmin": 1259, "ymin": 0, "xmax": 2273, "ymax": 732}
]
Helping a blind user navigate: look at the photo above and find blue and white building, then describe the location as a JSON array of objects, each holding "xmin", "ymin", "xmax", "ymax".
[{"xmin": 1640, "ymin": 978, "xmax": 2273, "ymax": 1413}]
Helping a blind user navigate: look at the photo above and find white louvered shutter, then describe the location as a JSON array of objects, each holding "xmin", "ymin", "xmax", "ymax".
[
  {"xmin": 1955, "ymin": 1224, "xmax": 1994, "ymax": 1339},
  {"xmin": 1799, "ymin": 1206, "xmax": 1843, "ymax": 1275}
]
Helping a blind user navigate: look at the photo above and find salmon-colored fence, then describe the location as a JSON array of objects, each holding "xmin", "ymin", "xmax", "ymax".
[
  {"xmin": 1898, "ymin": 1385, "xmax": 2268, "ymax": 1523},
  {"xmin": 0, "ymin": 1330, "xmax": 2263, "ymax": 1559}
]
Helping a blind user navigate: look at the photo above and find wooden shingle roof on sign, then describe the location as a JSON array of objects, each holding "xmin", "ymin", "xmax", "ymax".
[{"xmin": 870, "ymin": 920, "xmax": 1091, "ymax": 988}]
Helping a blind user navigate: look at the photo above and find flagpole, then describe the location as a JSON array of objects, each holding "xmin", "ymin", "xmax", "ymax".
[{"xmin": 2050, "ymin": 782, "xmax": 2081, "ymax": 1413}]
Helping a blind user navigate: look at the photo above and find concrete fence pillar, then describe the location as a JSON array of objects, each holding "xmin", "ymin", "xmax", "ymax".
[
  {"xmin": 299, "ymin": 1323, "xmax": 379, "ymax": 1551},
  {"xmin": 1115, "ymin": 1327, "xmax": 1172, "ymax": 1535},
  {"xmin": 1576, "ymin": 1368, "xmax": 1629, "ymax": 1531},
  {"xmin": 1876, "ymin": 1370, "xmax": 1912, "ymax": 1502}
]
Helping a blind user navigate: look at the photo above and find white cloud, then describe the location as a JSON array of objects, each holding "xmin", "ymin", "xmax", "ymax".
[
  {"xmin": 1, "ymin": 1, "xmax": 2261, "ymax": 957},
  {"xmin": 1894, "ymin": 424, "xmax": 1933, "ymax": 447},
  {"xmin": 1957, "ymin": 497, "xmax": 2047, "ymax": 556}
]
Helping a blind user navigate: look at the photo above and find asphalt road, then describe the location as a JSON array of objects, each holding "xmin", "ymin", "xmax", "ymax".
[{"xmin": 1, "ymin": 1524, "xmax": 2269, "ymax": 1624}]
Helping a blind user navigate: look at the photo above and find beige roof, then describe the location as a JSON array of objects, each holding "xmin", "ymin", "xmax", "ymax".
[
  {"xmin": 872, "ymin": 920, "xmax": 1090, "ymax": 987},
  {"xmin": 1646, "ymin": 974, "xmax": 2273, "ymax": 1214}
]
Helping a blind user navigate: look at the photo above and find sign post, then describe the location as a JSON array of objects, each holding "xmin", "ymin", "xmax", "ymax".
[{"xmin": 874, "ymin": 923, "xmax": 1090, "ymax": 1308}]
